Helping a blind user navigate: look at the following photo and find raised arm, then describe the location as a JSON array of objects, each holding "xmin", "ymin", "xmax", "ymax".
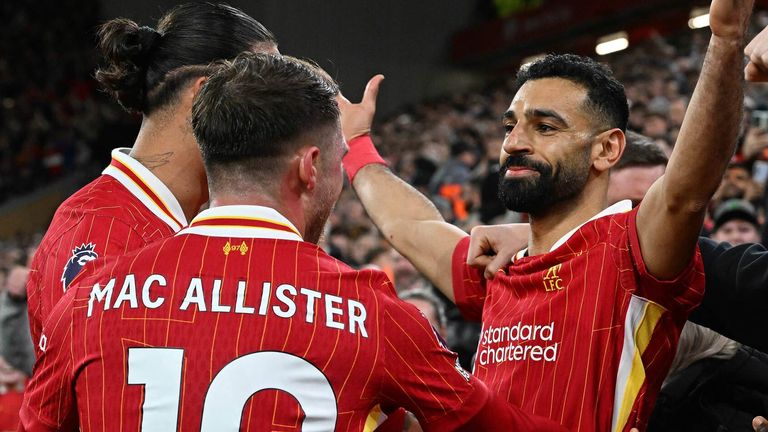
[
  {"xmin": 636, "ymin": 0, "xmax": 754, "ymax": 279},
  {"xmin": 338, "ymin": 77, "xmax": 466, "ymax": 300}
]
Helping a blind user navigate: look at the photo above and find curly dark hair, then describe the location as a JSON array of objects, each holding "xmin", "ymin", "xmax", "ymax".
[{"xmin": 516, "ymin": 53, "xmax": 629, "ymax": 132}]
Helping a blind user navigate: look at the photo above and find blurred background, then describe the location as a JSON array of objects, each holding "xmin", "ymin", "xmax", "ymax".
[{"xmin": 3, "ymin": 0, "xmax": 768, "ymax": 429}]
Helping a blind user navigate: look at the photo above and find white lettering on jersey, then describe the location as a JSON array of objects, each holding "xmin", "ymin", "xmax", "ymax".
[
  {"xmin": 113, "ymin": 274, "xmax": 138, "ymax": 309},
  {"xmin": 84, "ymin": 275, "xmax": 368, "ymax": 337},
  {"xmin": 142, "ymin": 274, "xmax": 166, "ymax": 309},
  {"xmin": 234, "ymin": 281, "xmax": 254, "ymax": 314},
  {"xmin": 87, "ymin": 278, "xmax": 116, "ymax": 317},
  {"xmin": 180, "ymin": 277, "xmax": 207, "ymax": 312},
  {"xmin": 273, "ymin": 284, "xmax": 297, "ymax": 318},
  {"xmin": 478, "ymin": 321, "xmax": 559, "ymax": 365},
  {"xmin": 211, "ymin": 279, "xmax": 231, "ymax": 313}
]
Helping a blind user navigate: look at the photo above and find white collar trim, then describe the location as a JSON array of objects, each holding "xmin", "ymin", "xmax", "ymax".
[
  {"xmin": 102, "ymin": 148, "xmax": 188, "ymax": 231},
  {"xmin": 514, "ymin": 200, "xmax": 633, "ymax": 260},
  {"xmin": 178, "ymin": 205, "xmax": 303, "ymax": 242}
]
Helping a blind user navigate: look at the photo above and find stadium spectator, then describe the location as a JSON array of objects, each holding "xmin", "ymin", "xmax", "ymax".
[
  {"xmin": 712, "ymin": 162, "xmax": 764, "ymax": 210},
  {"xmin": 400, "ymin": 288, "xmax": 448, "ymax": 339},
  {"xmin": 710, "ymin": 199, "xmax": 763, "ymax": 245},
  {"xmin": 0, "ymin": 246, "xmax": 34, "ymax": 378},
  {"xmin": 606, "ymin": 131, "xmax": 668, "ymax": 207},
  {"xmin": 648, "ymin": 323, "xmax": 768, "ymax": 432}
]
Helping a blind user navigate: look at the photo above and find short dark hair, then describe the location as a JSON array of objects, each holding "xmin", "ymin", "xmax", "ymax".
[
  {"xmin": 192, "ymin": 53, "xmax": 340, "ymax": 188},
  {"xmin": 614, "ymin": 131, "xmax": 669, "ymax": 170},
  {"xmin": 95, "ymin": 3, "xmax": 277, "ymax": 115},
  {"xmin": 516, "ymin": 54, "xmax": 629, "ymax": 132}
]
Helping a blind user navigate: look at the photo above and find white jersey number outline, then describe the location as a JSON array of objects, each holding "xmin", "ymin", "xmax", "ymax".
[{"xmin": 127, "ymin": 348, "xmax": 337, "ymax": 431}]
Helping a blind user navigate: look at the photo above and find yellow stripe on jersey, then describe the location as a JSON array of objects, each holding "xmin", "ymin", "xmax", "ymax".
[
  {"xmin": 364, "ymin": 404, "xmax": 385, "ymax": 432},
  {"xmin": 612, "ymin": 295, "xmax": 666, "ymax": 432}
]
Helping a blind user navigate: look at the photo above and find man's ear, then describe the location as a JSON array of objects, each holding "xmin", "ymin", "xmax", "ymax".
[
  {"xmin": 177, "ymin": 76, "xmax": 207, "ymax": 112},
  {"xmin": 190, "ymin": 76, "xmax": 207, "ymax": 97},
  {"xmin": 298, "ymin": 146, "xmax": 321, "ymax": 191},
  {"xmin": 592, "ymin": 129, "xmax": 625, "ymax": 172}
]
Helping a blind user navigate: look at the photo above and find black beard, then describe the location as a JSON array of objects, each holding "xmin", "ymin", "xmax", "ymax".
[{"xmin": 497, "ymin": 151, "xmax": 590, "ymax": 216}]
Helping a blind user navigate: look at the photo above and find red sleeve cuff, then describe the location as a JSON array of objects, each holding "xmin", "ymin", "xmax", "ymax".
[
  {"xmin": 625, "ymin": 207, "xmax": 705, "ymax": 315},
  {"xmin": 343, "ymin": 135, "xmax": 387, "ymax": 183},
  {"xmin": 451, "ymin": 236, "xmax": 486, "ymax": 322}
]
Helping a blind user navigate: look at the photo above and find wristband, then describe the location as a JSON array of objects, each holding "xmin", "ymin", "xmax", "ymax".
[{"xmin": 343, "ymin": 135, "xmax": 387, "ymax": 183}]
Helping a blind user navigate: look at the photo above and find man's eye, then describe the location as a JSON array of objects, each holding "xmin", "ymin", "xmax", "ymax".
[
  {"xmin": 504, "ymin": 124, "xmax": 515, "ymax": 133},
  {"xmin": 537, "ymin": 124, "xmax": 555, "ymax": 132}
]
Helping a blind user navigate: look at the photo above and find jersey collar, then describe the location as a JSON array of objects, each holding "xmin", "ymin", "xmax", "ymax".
[
  {"xmin": 513, "ymin": 199, "xmax": 633, "ymax": 261},
  {"xmin": 178, "ymin": 205, "xmax": 303, "ymax": 242},
  {"xmin": 102, "ymin": 148, "xmax": 188, "ymax": 231}
]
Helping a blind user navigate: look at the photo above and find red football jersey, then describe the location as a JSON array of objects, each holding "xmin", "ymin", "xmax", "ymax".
[
  {"xmin": 26, "ymin": 148, "xmax": 188, "ymax": 356},
  {"xmin": 451, "ymin": 201, "xmax": 705, "ymax": 432},
  {"xmin": 19, "ymin": 205, "xmax": 562, "ymax": 432}
]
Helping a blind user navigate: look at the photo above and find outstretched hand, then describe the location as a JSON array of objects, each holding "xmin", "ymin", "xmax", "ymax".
[
  {"xmin": 746, "ymin": 26, "xmax": 768, "ymax": 82},
  {"xmin": 337, "ymin": 74, "xmax": 385, "ymax": 142}
]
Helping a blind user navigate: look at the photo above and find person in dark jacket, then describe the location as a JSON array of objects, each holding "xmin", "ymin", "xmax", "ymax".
[
  {"xmin": 693, "ymin": 238, "xmax": 768, "ymax": 352},
  {"xmin": 648, "ymin": 324, "xmax": 768, "ymax": 431}
]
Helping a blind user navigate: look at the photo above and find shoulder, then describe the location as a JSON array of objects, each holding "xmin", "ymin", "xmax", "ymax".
[
  {"xmin": 49, "ymin": 175, "xmax": 142, "ymax": 232},
  {"xmin": 69, "ymin": 235, "xmax": 174, "ymax": 291}
]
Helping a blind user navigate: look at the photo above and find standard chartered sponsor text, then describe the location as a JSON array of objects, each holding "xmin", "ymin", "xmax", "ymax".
[{"xmin": 478, "ymin": 321, "xmax": 558, "ymax": 365}]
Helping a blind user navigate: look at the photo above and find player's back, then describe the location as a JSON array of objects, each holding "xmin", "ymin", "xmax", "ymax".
[
  {"xmin": 51, "ymin": 206, "xmax": 476, "ymax": 431},
  {"xmin": 26, "ymin": 149, "xmax": 187, "ymax": 352}
]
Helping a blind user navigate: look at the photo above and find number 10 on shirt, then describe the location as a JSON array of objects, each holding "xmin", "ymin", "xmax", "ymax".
[{"xmin": 127, "ymin": 348, "xmax": 338, "ymax": 431}]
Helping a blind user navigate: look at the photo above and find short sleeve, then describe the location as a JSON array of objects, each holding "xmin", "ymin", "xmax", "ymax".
[
  {"xmin": 18, "ymin": 288, "xmax": 78, "ymax": 431},
  {"xmin": 377, "ymin": 291, "xmax": 489, "ymax": 431},
  {"xmin": 624, "ymin": 208, "xmax": 705, "ymax": 315},
  {"xmin": 451, "ymin": 236, "xmax": 487, "ymax": 322},
  {"xmin": 27, "ymin": 214, "xmax": 146, "ymax": 358}
]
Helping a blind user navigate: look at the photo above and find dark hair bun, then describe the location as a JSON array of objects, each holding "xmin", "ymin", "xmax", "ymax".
[{"xmin": 95, "ymin": 18, "xmax": 161, "ymax": 113}]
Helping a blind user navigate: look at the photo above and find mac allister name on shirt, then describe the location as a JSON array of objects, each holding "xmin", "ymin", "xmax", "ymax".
[
  {"xmin": 85, "ymin": 274, "xmax": 368, "ymax": 337},
  {"xmin": 477, "ymin": 322, "xmax": 559, "ymax": 365}
]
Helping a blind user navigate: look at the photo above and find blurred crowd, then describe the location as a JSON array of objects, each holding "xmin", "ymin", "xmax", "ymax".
[
  {"xmin": 3, "ymin": 2, "xmax": 768, "ymax": 430},
  {"xmin": 0, "ymin": 0, "xmax": 138, "ymax": 202}
]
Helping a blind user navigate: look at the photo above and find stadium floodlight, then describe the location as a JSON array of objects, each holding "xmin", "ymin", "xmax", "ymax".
[
  {"xmin": 595, "ymin": 32, "xmax": 629, "ymax": 56},
  {"xmin": 688, "ymin": 7, "xmax": 710, "ymax": 29}
]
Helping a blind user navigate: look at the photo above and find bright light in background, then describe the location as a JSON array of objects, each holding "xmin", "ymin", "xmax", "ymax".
[
  {"xmin": 595, "ymin": 32, "xmax": 629, "ymax": 56},
  {"xmin": 520, "ymin": 54, "xmax": 546, "ymax": 68},
  {"xmin": 688, "ymin": 8, "xmax": 710, "ymax": 29}
]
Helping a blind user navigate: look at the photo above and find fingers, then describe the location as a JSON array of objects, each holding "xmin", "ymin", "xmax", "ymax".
[
  {"xmin": 745, "ymin": 25, "xmax": 768, "ymax": 57},
  {"xmin": 754, "ymin": 416, "xmax": 768, "ymax": 432},
  {"xmin": 745, "ymin": 26, "xmax": 768, "ymax": 82},
  {"xmin": 362, "ymin": 74, "xmax": 385, "ymax": 106},
  {"xmin": 484, "ymin": 253, "xmax": 511, "ymax": 280},
  {"xmin": 745, "ymin": 61, "xmax": 768, "ymax": 82},
  {"xmin": 467, "ymin": 235, "xmax": 493, "ymax": 268},
  {"xmin": 467, "ymin": 226, "xmax": 497, "ymax": 267}
]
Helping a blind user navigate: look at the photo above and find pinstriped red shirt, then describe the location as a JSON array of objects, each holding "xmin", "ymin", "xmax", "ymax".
[
  {"xmin": 20, "ymin": 205, "xmax": 509, "ymax": 432},
  {"xmin": 26, "ymin": 148, "xmax": 188, "ymax": 358},
  {"xmin": 452, "ymin": 201, "xmax": 705, "ymax": 432}
]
